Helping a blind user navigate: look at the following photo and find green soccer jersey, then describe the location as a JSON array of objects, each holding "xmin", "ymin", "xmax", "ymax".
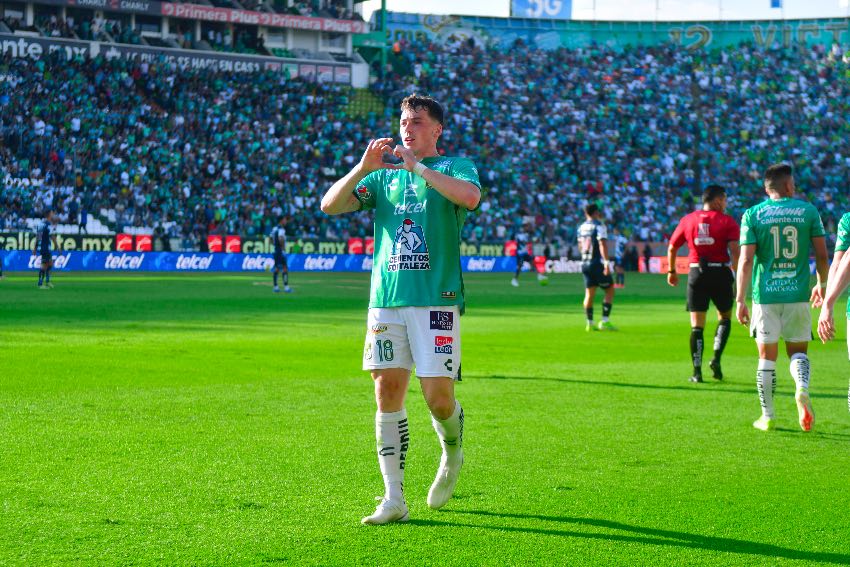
[
  {"xmin": 836, "ymin": 212, "xmax": 850, "ymax": 317},
  {"xmin": 740, "ymin": 197, "xmax": 825, "ymax": 304},
  {"xmin": 836, "ymin": 212, "xmax": 850, "ymax": 253},
  {"xmin": 353, "ymin": 156, "xmax": 481, "ymax": 310}
]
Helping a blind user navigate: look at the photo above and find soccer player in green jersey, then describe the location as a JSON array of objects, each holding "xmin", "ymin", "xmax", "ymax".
[
  {"xmin": 736, "ymin": 164, "xmax": 829, "ymax": 432},
  {"xmin": 815, "ymin": 211, "xmax": 850, "ymax": 412},
  {"xmin": 320, "ymin": 95, "xmax": 481, "ymax": 525}
]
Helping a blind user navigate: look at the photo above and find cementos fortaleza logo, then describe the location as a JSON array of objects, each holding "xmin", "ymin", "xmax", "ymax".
[{"xmin": 176, "ymin": 254, "xmax": 214, "ymax": 270}]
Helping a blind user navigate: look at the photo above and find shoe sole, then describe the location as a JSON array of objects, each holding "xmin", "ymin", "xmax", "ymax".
[
  {"xmin": 753, "ymin": 420, "xmax": 775, "ymax": 432},
  {"xmin": 796, "ymin": 393, "xmax": 815, "ymax": 432},
  {"xmin": 361, "ymin": 511, "xmax": 409, "ymax": 525}
]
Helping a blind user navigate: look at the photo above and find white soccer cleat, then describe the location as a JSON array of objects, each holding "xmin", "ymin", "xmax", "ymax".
[
  {"xmin": 361, "ymin": 498, "xmax": 409, "ymax": 525},
  {"xmin": 511, "ymin": 278, "xmax": 519, "ymax": 287},
  {"xmin": 427, "ymin": 452, "xmax": 463, "ymax": 510},
  {"xmin": 795, "ymin": 390, "xmax": 815, "ymax": 432},
  {"xmin": 273, "ymin": 285, "xmax": 280, "ymax": 293},
  {"xmin": 284, "ymin": 286, "xmax": 292, "ymax": 293},
  {"xmin": 752, "ymin": 416, "xmax": 775, "ymax": 432}
]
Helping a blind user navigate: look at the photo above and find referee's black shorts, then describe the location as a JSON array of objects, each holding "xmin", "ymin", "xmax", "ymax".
[{"xmin": 686, "ymin": 266, "xmax": 734, "ymax": 313}]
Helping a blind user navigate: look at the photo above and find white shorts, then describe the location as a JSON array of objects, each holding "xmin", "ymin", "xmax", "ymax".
[
  {"xmin": 750, "ymin": 303, "xmax": 812, "ymax": 344},
  {"xmin": 362, "ymin": 306, "xmax": 461, "ymax": 380}
]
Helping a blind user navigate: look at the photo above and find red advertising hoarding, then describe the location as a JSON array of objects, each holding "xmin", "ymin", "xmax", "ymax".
[
  {"xmin": 207, "ymin": 235, "xmax": 223, "ymax": 253},
  {"xmin": 116, "ymin": 233, "xmax": 133, "ymax": 251},
  {"xmin": 225, "ymin": 235, "xmax": 242, "ymax": 253},
  {"xmin": 135, "ymin": 235, "xmax": 152, "ymax": 252}
]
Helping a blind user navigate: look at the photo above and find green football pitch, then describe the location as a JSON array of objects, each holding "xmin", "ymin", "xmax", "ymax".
[{"xmin": 2, "ymin": 272, "xmax": 850, "ymax": 565}]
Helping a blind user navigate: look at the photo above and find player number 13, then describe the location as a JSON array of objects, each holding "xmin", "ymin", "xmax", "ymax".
[{"xmin": 769, "ymin": 225, "xmax": 798, "ymax": 260}]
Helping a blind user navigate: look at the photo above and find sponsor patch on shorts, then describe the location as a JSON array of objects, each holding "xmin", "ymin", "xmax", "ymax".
[
  {"xmin": 434, "ymin": 335, "xmax": 453, "ymax": 354},
  {"xmin": 430, "ymin": 310, "xmax": 454, "ymax": 331}
]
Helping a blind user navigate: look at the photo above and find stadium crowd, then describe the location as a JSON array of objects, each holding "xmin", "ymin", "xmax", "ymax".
[{"xmin": 2, "ymin": 38, "xmax": 850, "ymax": 252}]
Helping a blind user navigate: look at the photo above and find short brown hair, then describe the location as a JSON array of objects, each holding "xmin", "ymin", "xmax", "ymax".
[
  {"xmin": 764, "ymin": 163, "xmax": 793, "ymax": 190},
  {"xmin": 401, "ymin": 94, "xmax": 444, "ymax": 125}
]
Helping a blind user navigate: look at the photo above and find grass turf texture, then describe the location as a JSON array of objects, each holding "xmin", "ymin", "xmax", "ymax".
[{"xmin": 2, "ymin": 272, "xmax": 850, "ymax": 565}]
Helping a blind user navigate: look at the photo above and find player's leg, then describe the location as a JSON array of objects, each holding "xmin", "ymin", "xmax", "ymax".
[
  {"xmin": 583, "ymin": 285, "xmax": 597, "ymax": 331},
  {"xmin": 361, "ymin": 309, "xmax": 414, "ymax": 525},
  {"xmin": 599, "ymin": 279, "xmax": 616, "ymax": 330},
  {"xmin": 783, "ymin": 302, "xmax": 815, "ymax": 431},
  {"xmin": 512, "ymin": 254, "xmax": 523, "ymax": 286},
  {"xmin": 46, "ymin": 258, "xmax": 52, "ymax": 287},
  {"xmin": 752, "ymin": 304, "xmax": 779, "ymax": 431},
  {"xmin": 686, "ymin": 268, "xmax": 711, "ymax": 381},
  {"xmin": 708, "ymin": 268, "xmax": 734, "ymax": 379},
  {"xmin": 272, "ymin": 266, "xmax": 279, "ymax": 291},
  {"xmin": 37, "ymin": 255, "xmax": 45, "ymax": 287},
  {"xmin": 282, "ymin": 257, "xmax": 291, "ymax": 292},
  {"xmin": 709, "ymin": 310, "xmax": 732, "ymax": 380},
  {"xmin": 689, "ymin": 311, "xmax": 707, "ymax": 383},
  {"xmin": 406, "ymin": 306, "xmax": 463, "ymax": 510}
]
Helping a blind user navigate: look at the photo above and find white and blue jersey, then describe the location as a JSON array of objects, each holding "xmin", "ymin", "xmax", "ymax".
[
  {"xmin": 577, "ymin": 219, "xmax": 608, "ymax": 268},
  {"xmin": 36, "ymin": 222, "xmax": 53, "ymax": 257},
  {"xmin": 515, "ymin": 230, "xmax": 533, "ymax": 262},
  {"xmin": 270, "ymin": 226, "xmax": 287, "ymax": 266}
]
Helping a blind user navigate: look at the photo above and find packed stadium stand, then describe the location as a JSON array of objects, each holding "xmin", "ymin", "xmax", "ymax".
[{"xmin": 2, "ymin": 11, "xmax": 850, "ymax": 253}]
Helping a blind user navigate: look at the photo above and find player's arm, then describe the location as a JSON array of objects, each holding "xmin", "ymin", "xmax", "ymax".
[
  {"xmin": 392, "ymin": 146, "xmax": 480, "ymax": 210},
  {"xmin": 818, "ymin": 247, "xmax": 850, "ymax": 343},
  {"xmin": 667, "ymin": 220, "xmax": 686, "ymax": 286},
  {"xmin": 735, "ymin": 244, "xmax": 756, "ymax": 325},
  {"xmin": 666, "ymin": 243, "xmax": 680, "ymax": 287},
  {"xmin": 809, "ymin": 236, "xmax": 830, "ymax": 307},
  {"xmin": 321, "ymin": 137, "xmax": 394, "ymax": 216},
  {"xmin": 728, "ymin": 242, "xmax": 741, "ymax": 273},
  {"xmin": 599, "ymin": 237, "xmax": 612, "ymax": 276}
]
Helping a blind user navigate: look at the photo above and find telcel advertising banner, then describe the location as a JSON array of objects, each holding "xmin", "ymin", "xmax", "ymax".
[{"xmin": 0, "ymin": 251, "xmax": 588, "ymax": 274}]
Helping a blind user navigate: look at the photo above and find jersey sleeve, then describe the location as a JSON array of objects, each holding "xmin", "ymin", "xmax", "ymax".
[
  {"xmin": 449, "ymin": 158, "xmax": 481, "ymax": 189},
  {"xmin": 353, "ymin": 170, "xmax": 383, "ymax": 211},
  {"xmin": 669, "ymin": 217, "xmax": 686, "ymax": 249},
  {"xmin": 836, "ymin": 213, "xmax": 850, "ymax": 252},
  {"xmin": 596, "ymin": 223, "xmax": 608, "ymax": 240},
  {"xmin": 739, "ymin": 210, "xmax": 756, "ymax": 245},
  {"xmin": 809, "ymin": 206, "xmax": 826, "ymax": 238},
  {"xmin": 726, "ymin": 215, "xmax": 741, "ymax": 243}
]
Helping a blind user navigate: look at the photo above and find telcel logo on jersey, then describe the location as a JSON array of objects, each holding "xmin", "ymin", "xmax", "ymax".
[
  {"xmin": 28, "ymin": 253, "xmax": 70, "ymax": 269},
  {"xmin": 394, "ymin": 201, "xmax": 427, "ymax": 215},
  {"xmin": 242, "ymin": 255, "xmax": 274, "ymax": 271},
  {"xmin": 388, "ymin": 219, "xmax": 430, "ymax": 272},
  {"xmin": 434, "ymin": 336, "xmax": 453, "ymax": 354},
  {"xmin": 176, "ymin": 254, "xmax": 213, "ymax": 270},
  {"xmin": 304, "ymin": 256, "xmax": 338, "ymax": 270},
  {"xmin": 105, "ymin": 253, "xmax": 144, "ymax": 270}
]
